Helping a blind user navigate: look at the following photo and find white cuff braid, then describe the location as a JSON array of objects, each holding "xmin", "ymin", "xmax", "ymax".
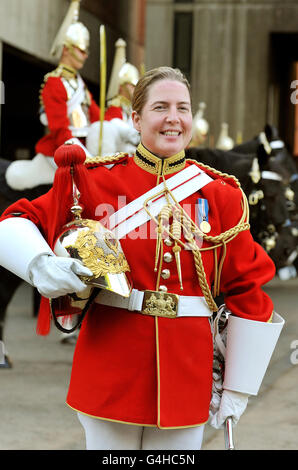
[
  {"xmin": 28, "ymin": 254, "xmax": 93, "ymax": 298},
  {"xmin": 209, "ymin": 389, "xmax": 249, "ymax": 429}
]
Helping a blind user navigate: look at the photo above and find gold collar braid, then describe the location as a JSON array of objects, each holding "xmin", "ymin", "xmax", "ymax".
[
  {"xmin": 57, "ymin": 63, "xmax": 78, "ymax": 79},
  {"xmin": 134, "ymin": 143, "xmax": 186, "ymax": 176}
]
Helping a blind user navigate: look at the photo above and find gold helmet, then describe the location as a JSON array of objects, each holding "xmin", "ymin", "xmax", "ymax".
[
  {"xmin": 54, "ymin": 204, "xmax": 132, "ymax": 298},
  {"xmin": 107, "ymin": 38, "xmax": 140, "ymax": 101},
  {"xmin": 64, "ymin": 22, "xmax": 89, "ymax": 53},
  {"xmin": 50, "ymin": 0, "xmax": 90, "ymax": 59},
  {"xmin": 192, "ymin": 102, "xmax": 209, "ymax": 146}
]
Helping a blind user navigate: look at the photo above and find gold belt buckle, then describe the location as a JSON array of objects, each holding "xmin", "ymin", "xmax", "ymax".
[{"xmin": 142, "ymin": 290, "xmax": 179, "ymax": 318}]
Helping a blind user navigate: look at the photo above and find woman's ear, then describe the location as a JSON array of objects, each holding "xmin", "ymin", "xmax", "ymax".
[{"xmin": 131, "ymin": 110, "xmax": 141, "ymax": 132}]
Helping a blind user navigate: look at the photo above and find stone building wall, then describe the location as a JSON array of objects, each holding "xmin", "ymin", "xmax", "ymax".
[{"xmin": 145, "ymin": 0, "xmax": 298, "ymax": 146}]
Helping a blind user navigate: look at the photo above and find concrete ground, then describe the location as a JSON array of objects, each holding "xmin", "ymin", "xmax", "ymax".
[{"xmin": 0, "ymin": 277, "xmax": 297, "ymax": 450}]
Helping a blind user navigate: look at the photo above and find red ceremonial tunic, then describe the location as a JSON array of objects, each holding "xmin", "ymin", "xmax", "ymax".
[
  {"xmin": 0, "ymin": 147, "xmax": 275, "ymax": 428},
  {"xmin": 104, "ymin": 105, "xmax": 123, "ymax": 121}
]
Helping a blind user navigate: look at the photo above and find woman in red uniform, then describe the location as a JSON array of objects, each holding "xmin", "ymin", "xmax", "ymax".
[{"xmin": 0, "ymin": 67, "xmax": 283, "ymax": 450}]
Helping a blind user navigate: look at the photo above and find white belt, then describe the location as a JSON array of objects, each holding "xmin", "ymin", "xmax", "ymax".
[
  {"xmin": 261, "ymin": 170, "xmax": 282, "ymax": 181},
  {"xmin": 95, "ymin": 288, "xmax": 212, "ymax": 318}
]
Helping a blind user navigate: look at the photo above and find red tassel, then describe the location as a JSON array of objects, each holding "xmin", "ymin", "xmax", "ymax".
[
  {"xmin": 35, "ymin": 143, "xmax": 98, "ymax": 335},
  {"xmin": 51, "ymin": 143, "xmax": 99, "ymax": 242},
  {"xmin": 36, "ymin": 296, "xmax": 52, "ymax": 336},
  {"xmin": 54, "ymin": 142, "xmax": 86, "ymax": 167},
  {"xmin": 51, "ymin": 144, "xmax": 85, "ymax": 241}
]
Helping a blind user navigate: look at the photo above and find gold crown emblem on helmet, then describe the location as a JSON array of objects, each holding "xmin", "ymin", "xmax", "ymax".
[{"xmin": 54, "ymin": 184, "xmax": 132, "ymax": 298}]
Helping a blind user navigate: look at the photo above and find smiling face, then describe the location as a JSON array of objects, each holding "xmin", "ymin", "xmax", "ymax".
[{"xmin": 132, "ymin": 79, "xmax": 192, "ymax": 158}]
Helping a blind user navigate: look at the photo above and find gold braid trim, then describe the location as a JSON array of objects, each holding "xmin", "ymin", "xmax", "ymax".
[
  {"xmin": 186, "ymin": 158, "xmax": 242, "ymax": 188},
  {"xmin": 135, "ymin": 143, "xmax": 186, "ymax": 176},
  {"xmin": 84, "ymin": 153, "xmax": 127, "ymax": 166},
  {"xmin": 194, "ymin": 249, "xmax": 219, "ymax": 311},
  {"xmin": 143, "ymin": 171, "xmax": 250, "ymax": 312},
  {"xmin": 182, "ymin": 211, "xmax": 218, "ymax": 311},
  {"xmin": 39, "ymin": 64, "xmax": 78, "ymax": 107}
]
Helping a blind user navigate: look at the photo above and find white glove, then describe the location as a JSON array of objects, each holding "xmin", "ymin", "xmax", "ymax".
[
  {"xmin": 28, "ymin": 254, "xmax": 93, "ymax": 298},
  {"xmin": 209, "ymin": 389, "xmax": 249, "ymax": 429}
]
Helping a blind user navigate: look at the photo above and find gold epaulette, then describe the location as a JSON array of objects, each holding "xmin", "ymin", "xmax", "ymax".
[
  {"xmin": 43, "ymin": 64, "xmax": 77, "ymax": 83},
  {"xmin": 39, "ymin": 64, "xmax": 77, "ymax": 106},
  {"xmin": 84, "ymin": 152, "xmax": 129, "ymax": 167},
  {"xmin": 186, "ymin": 158, "xmax": 242, "ymax": 189}
]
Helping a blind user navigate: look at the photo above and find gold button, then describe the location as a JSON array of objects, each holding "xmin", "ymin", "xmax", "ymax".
[
  {"xmin": 161, "ymin": 269, "xmax": 170, "ymax": 280},
  {"xmin": 164, "ymin": 237, "xmax": 173, "ymax": 247},
  {"xmin": 163, "ymin": 252, "xmax": 173, "ymax": 263},
  {"xmin": 159, "ymin": 285, "xmax": 168, "ymax": 292}
]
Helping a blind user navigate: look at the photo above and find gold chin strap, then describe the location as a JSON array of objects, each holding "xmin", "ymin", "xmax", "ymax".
[
  {"xmin": 67, "ymin": 44, "xmax": 87, "ymax": 65},
  {"xmin": 143, "ymin": 162, "xmax": 250, "ymax": 313}
]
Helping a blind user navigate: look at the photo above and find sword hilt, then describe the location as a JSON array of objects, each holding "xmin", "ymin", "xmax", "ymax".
[{"xmin": 224, "ymin": 417, "xmax": 235, "ymax": 450}]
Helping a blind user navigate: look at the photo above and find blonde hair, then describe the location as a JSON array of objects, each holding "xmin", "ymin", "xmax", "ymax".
[{"xmin": 132, "ymin": 66, "xmax": 191, "ymax": 115}]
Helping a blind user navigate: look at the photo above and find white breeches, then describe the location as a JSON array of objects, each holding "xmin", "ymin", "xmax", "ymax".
[{"xmin": 77, "ymin": 412, "xmax": 205, "ymax": 450}]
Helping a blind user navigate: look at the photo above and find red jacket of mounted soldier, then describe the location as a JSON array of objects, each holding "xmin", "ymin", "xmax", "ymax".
[{"xmin": 35, "ymin": 64, "xmax": 114, "ymax": 157}]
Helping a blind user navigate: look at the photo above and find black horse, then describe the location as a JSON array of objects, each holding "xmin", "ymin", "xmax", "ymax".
[
  {"xmin": 234, "ymin": 124, "xmax": 298, "ymax": 207},
  {"xmin": 186, "ymin": 128, "xmax": 298, "ymax": 275}
]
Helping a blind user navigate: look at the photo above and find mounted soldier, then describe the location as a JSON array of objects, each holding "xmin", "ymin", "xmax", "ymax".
[{"xmin": 5, "ymin": 0, "xmax": 99, "ymax": 192}]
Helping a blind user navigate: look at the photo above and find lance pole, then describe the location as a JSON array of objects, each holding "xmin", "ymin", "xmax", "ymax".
[
  {"xmin": 224, "ymin": 417, "xmax": 235, "ymax": 450},
  {"xmin": 98, "ymin": 24, "xmax": 106, "ymax": 155}
]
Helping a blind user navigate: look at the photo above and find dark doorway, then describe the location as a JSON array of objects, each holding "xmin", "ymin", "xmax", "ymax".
[
  {"xmin": 0, "ymin": 43, "xmax": 99, "ymax": 162},
  {"xmin": 269, "ymin": 33, "xmax": 298, "ymax": 157},
  {"xmin": 0, "ymin": 44, "xmax": 50, "ymax": 161}
]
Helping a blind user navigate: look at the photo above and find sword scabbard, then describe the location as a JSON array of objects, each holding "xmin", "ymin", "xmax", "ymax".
[{"xmin": 224, "ymin": 417, "xmax": 235, "ymax": 450}]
